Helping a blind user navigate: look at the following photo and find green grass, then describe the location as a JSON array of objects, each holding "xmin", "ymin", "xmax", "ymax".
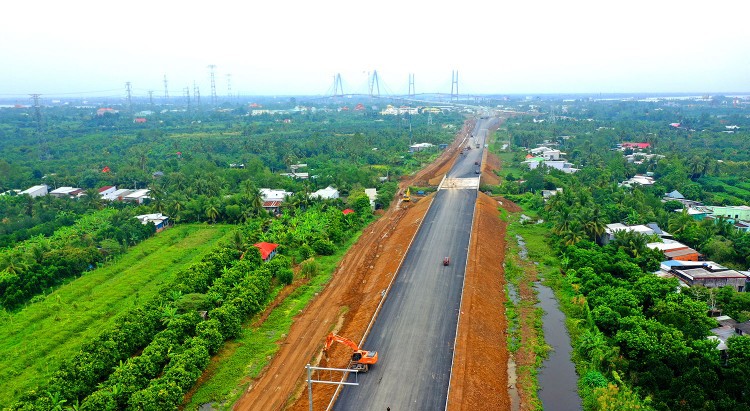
[
  {"xmin": 183, "ymin": 231, "xmax": 364, "ymax": 410},
  {"xmin": 0, "ymin": 224, "xmax": 233, "ymax": 405}
]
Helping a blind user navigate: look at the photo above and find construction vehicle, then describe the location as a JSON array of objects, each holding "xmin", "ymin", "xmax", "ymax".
[
  {"xmin": 403, "ymin": 187, "xmax": 411, "ymax": 202},
  {"xmin": 324, "ymin": 333, "xmax": 379, "ymax": 372}
]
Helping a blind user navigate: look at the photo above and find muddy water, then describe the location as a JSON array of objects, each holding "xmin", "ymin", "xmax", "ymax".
[
  {"xmin": 514, "ymin": 234, "xmax": 581, "ymax": 411},
  {"xmin": 535, "ymin": 282, "xmax": 582, "ymax": 410}
]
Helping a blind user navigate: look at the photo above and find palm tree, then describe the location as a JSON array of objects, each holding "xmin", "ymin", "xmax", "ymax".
[
  {"xmin": 82, "ymin": 188, "xmax": 103, "ymax": 210},
  {"xmin": 169, "ymin": 197, "xmax": 185, "ymax": 223},
  {"xmin": 46, "ymin": 391, "xmax": 66, "ymax": 411},
  {"xmin": 0, "ymin": 252, "xmax": 29, "ymax": 276},
  {"xmin": 205, "ymin": 201, "xmax": 220, "ymax": 224},
  {"xmin": 584, "ymin": 206, "xmax": 607, "ymax": 244}
]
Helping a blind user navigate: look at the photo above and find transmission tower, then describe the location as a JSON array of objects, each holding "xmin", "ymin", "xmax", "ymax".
[
  {"xmin": 125, "ymin": 82, "xmax": 133, "ymax": 111},
  {"xmin": 332, "ymin": 73, "xmax": 344, "ymax": 97},
  {"xmin": 208, "ymin": 64, "xmax": 217, "ymax": 105},
  {"xmin": 147, "ymin": 90, "xmax": 154, "ymax": 106},
  {"xmin": 226, "ymin": 73, "xmax": 232, "ymax": 99},
  {"xmin": 29, "ymin": 94, "xmax": 49, "ymax": 160},
  {"xmin": 193, "ymin": 82, "xmax": 201, "ymax": 106},
  {"xmin": 427, "ymin": 112, "xmax": 433, "ymax": 125},
  {"xmin": 163, "ymin": 74, "xmax": 169, "ymax": 101},
  {"xmin": 450, "ymin": 70, "xmax": 459, "ymax": 101},
  {"xmin": 408, "ymin": 73, "xmax": 415, "ymax": 97},
  {"xmin": 184, "ymin": 87, "xmax": 191, "ymax": 111},
  {"xmin": 369, "ymin": 70, "xmax": 380, "ymax": 98}
]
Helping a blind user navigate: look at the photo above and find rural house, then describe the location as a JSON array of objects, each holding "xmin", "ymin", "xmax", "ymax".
[{"xmin": 254, "ymin": 242, "xmax": 279, "ymax": 262}]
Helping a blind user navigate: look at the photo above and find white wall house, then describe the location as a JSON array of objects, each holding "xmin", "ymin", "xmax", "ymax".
[{"xmin": 310, "ymin": 186, "xmax": 340, "ymax": 200}]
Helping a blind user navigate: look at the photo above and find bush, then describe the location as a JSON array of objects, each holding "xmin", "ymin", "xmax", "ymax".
[
  {"xmin": 312, "ymin": 238, "xmax": 336, "ymax": 256},
  {"xmin": 278, "ymin": 268, "xmax": 294, "ymax": 285}
]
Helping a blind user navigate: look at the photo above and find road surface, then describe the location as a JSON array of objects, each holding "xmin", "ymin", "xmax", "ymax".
[{"xmin": 333, "ymin": 118, "xmax": 494, "ymax": 410}]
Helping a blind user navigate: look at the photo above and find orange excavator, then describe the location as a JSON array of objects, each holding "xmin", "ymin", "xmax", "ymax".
[{"xmin": 324, "ymin": 333, "xmax": 379, "ymax": 372}]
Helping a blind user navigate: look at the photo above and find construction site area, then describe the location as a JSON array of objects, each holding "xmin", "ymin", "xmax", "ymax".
[{"xmin": 232, "ymin": 117, "xmax": 515, "ymax": 411}]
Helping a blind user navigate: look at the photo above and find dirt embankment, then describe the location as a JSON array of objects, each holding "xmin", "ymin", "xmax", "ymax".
[
  {"xmin": 446, "ymin": 192, "xmax": 510, "ymax": 410},
  {"xmin": 233, "ymin": 121, "xmax": 470, "ymax": 411}
]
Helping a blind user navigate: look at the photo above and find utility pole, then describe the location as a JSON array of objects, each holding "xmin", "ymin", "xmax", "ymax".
[
  {"xmin": 125, "ymin": 82, "xmax": 133, "ymax": 112},
  {"xmin": 208, "ymin": 64, "xmax": 217, "ymax": 105},
  {"xmin": 408, "ymin": 73, "xmax": 415, "ymax": 97},
  {"xmin": 369, "ymin": 70, "xmax": 380, "ymax": 98},
  {"xmin": 450, "ymin": 70, "xmax": 459, "ymax": 101},
  {"xmin": 163, "ymin": 74, "xmax": 169, "ymax": 101},
  {"xmin": 147, "ymin": 90, "xmax": 154, "ymax": 107}
]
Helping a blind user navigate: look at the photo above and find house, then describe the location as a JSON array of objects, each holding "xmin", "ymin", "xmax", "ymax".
[
  {"xmin": 711, "ymin": 206, "xmax": 750, "ymax": 222},
  {"xmin": 709, "ymin": 316, "xmax": 740, "ymax": 351},
  {"xmin": 364, "ymin": 188, "xmax": 377, "ymax": 209},
  {"xmin": 104, "ymin": 188, "xmax": 133, "ymax": 201},
  {"xmin": 98, "ymin": 186, "xmax": 117, "ymax": 198},
  {"xmin": 310, "ymin": 186, "xmax": 339, "ymax": 200},
  {"xmin": 529, "ymin": 146, "xmax": 552, "ymax": 156},
  {"xmin": 134, "ymin": 213, "xmax": 169, "ymax": 232},
  {"xmin": 20, "ymin": 185, "xmax": 49, "ymax": 197},
  {"xmin": 541, "ymin": 149, "xmax": 564, "ymax": 161},
  {"xmin": 280, "ymin": 172, "xmax": 309, "ymax": 179},
  {"xmin": 620, "ymin": 142, "xmax": 651, "ymax": 150},
  {"xmin": 603, "ymin": 222, "xmax": 672, "ymax": 244},
  {"xmin": 123, "ymin": 189, "xmax": 150, "ymax": 204},
  {"xmin": 96, "ymin": 108, "xmax": 118, "ymax": 116},
  {"xmin": 669, "ymin": 261, "xmax": 747, "ymax": 291},
  {"xmin": 342, "ymin": 209, "xmax": 355, "ymax": 215},
  {"xmin": 647, "ymin": 240, "xmax": 701, "ymax": 261},
  {"xmin": 409, "ymin": 143, "xmax": 434, "ymax": 152},
  {"xmin": 620, "ymin": 174, "xmax": 655, "ymax": 187},
  {"xmin": 134, "ymin": 118, "xmax": 147, "ymax": 124},
  {"xmin": 259, "ymin": 188, "xmax": 292, "ymax": 202},
  {"xmin": 254, "ymin": 242, "xmax": 279, "ymax": 262},
  {"xmin": 541, "ymin": 188, "xmax": 563, "ymax": 201},
  {"xmin": 664, "ymin": 190, "xmax": 685, "ymax": 200},
  {"xmin": 262, "ymin": 200, "xmax": 283, "ymax": 214},
  {"xmin": 49, "ymin": 186, "xmax": 83, "ymax": 198}
]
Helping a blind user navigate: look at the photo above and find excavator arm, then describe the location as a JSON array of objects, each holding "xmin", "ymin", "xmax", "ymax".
[{"xmin": 324, "ymin": 333, "xmax": 379, "ymax": 366}]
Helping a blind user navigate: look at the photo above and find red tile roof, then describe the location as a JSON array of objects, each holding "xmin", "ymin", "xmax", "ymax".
[
  {"xmin": 98, "ymin": 185, "xmax": 114, "ymax": 192},
  {"xmin": 342, "ymin": 209, "xmax": 355, "ymax": 215},
  {"xmin": 254, "ymin": 242, "xmax": 278, "ymax": 260}
]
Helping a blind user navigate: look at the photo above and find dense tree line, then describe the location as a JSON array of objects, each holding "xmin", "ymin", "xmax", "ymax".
[{"xmin": 0, "ymin": 208, "xmax": 155, "ymax": 310}]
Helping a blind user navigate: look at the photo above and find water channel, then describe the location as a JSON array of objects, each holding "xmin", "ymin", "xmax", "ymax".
[{"xmin": 515, "ymin": 234, "xmax": 582, "ymax": 410}]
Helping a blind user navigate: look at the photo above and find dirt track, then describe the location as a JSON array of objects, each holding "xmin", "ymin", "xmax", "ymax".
[{"xmin": 233, "ymin": 120, "xmax": 477, "ymax": 411}]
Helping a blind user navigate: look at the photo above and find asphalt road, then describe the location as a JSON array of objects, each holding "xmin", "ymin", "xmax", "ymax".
[
  {"xmin": 334, "ymin": 189, "xmax": 477, "ymax": 411},
  {"xmin": 333, "ymin": 118, "xmax": 495, "ymax": 411},
  {"xmin": 449, "ymin": 118, "xmax": 495, "ymax": 178}
]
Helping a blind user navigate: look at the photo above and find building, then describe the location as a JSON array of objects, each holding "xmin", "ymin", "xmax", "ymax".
[
  {"xmin": 49, "ymin": 186, "xmax": 83, "ymax": 198},
  {"xmin": 409, "ymin": 143, "xmax": 434, "ymax": 152},
  {"xmin": 259, "ymin": 188, "xmax": 292, "ymax": 202},
  {"xmin": 620, "ymin": 174, "xmax": 655, "ymax": 187},
  {"xmin": 254, "ymin": 242, "xmax": 279, "ymax": 262},
  {"xmin": 364, "ymin": 188, "xmax": 378, "ymax": 210},
  {"xmin": 134, "ymin": 213, "xmax": 169, "ymax": 231},
  {"xmin": 262, "ymin": 200, "xmax": 283, "ymax": 214},
  {"xmin": 310, "ymin": 186, "xmax": 340, "ymax": 200},
  {"xmin": 603, "ymin": 222, "xmax": 672, "ymax": 244},
  {"xmin": 711, "ymin": 206, "xmax": 750, "ymax": 222},
  {"xmin": 669, "ymin": 261, "xmax": 747, "ymax": 291},
  {"xmin": 98, "ymin": 186, "xmax": 117, "ymax": 198},
  {"xmin": 104, "ymin": 188, "xmax": 133, "ymax": 201},
  {"xmin": 647, "ymin": 240, "xmax": 701, "ymax": 261},
  {"xmin": 123, "ymin": 189, "xmax": 150, "ymax": 204},
  {"xmin": 20, "ymin": 185, "xmax": 48, "ymax": 197},
  {"xmin": 541, "ymin": 149, "xmax": 564, "ymax": 161},
  {"xmin": 620, "ymin": 142, "xmax": 651, "ymax": 150}
]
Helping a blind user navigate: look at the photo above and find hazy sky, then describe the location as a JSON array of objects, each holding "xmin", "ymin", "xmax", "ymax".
[{"xmin": 1, "ymin": 0, "xmax": 749, "ymax": 98}]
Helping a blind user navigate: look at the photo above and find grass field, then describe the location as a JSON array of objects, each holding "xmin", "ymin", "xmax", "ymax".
[
  {"xmin": 0, "ymin": 224, "xmax": 234, "ymax": 405},
  {"xmin": 183, "ymin": 232, "xmax": 363, "ymax": 410}
]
